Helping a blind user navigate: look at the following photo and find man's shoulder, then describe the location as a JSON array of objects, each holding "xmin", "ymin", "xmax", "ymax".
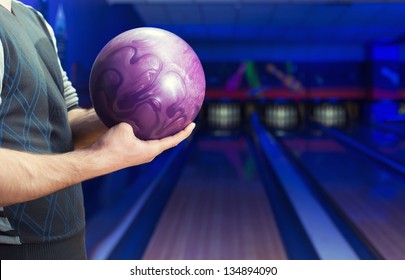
[{"xmin": 13, "ymin": 1, "xmax": 45, "ymax": 21}]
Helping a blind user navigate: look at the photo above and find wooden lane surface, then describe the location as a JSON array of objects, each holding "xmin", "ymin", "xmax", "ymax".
[
  {"xmin": 284, "ymin": 136, "xmax": 405, "ymax": 259},
  {"xmin": 142, "ymin": 137, "xmax": 287, "ymax": 260},
  {"xmin": 334, "ymin": 183, "xmax": 405, "ymax": 259}
]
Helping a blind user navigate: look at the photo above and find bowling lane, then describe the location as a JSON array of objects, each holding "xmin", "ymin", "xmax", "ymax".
[
  {"xmin": 142, "ymin": 135, "xmax": 287, "ymax": 260},
  {"xmin": 336, "ymin": 123, "xmax": 405, "ymax": 166},
  {"xmin": 370, "ymin": 120, "xmax": 405, "ymax": 138},
  {"xmin": 277, "ymin": 127, "xmax": 405, "ymax": 259}
]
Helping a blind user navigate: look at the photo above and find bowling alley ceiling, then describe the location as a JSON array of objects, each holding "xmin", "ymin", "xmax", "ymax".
[{"xmin": 106, "ymin": 0, "xmax": 405, "ymax": 45}]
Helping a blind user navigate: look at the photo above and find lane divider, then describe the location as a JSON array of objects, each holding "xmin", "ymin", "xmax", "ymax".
[
  {"xmin": 318, "ymin": 124, "xmax": 405, "ymax": 175},
  {"xmin": 252, "ymin": 115, "xmax": 358, "ymax": 260},
  {"xmin": 90, "ymin": 141, "xmax": 187, "ymax": 260}
]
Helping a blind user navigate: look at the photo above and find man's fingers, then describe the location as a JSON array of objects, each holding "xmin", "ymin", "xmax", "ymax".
[
  {"xmin": 149, "ymin": 122, "xmax": 196, "ymax": 152},
  {"xmin": 161, "ymin": 122, "xmax": 196, "ymax": 149}
]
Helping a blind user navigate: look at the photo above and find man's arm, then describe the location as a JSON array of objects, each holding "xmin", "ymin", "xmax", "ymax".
[
  {"xmin": 0, "ymin": 122, "xmax": 195, "ymax": 207},
  {"xmin": 1, "ymin": 39, "xmax": 4, "ymax": 106}
]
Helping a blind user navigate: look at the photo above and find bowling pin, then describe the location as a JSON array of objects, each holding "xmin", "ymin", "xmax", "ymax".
[
  {"xmin": 314, "ymin": 106, "xmax": 319, "ymax": 122},
  {"xmin": 215, "ymin": 103, "xmax": 219, "ymax": 128},
  {"xmin": 320, "ymin": 105, "xmax": 324, "ymax": 125},
  {"xmin": 210, "ymin": 103, "xmax": 213, "ymax": 128},
  {"xmin": 233, "ymin": 104, "xmax": 240, "ymax": 128},
  {"xmin": 227, "ymin": 104, "xmax": 231, "ymax": 129},
  {"xmin": 321, "ymin": 105, "xmax": 325, "ymax": 125},
  {"xmin": 232, "ymin": 104, "xmax": 236, "ymax": 128},
  {"xmin": 224, "ymin": 103, "xmax": 227, "ymax": 128},
  {"xmin": 336, "ymin": 105, "xmax": 340, "ymax": 126},
  {"xmin": 225, "ymin": 104, "xmax": 229, "ymax": 129},
  {"xmin": 220, "ymin": 103, "xmax": 224, "ymax": 128}
]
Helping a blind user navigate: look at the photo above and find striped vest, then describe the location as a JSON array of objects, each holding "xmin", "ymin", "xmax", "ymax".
[{"xmin": 0, "ymin": 2, "xmax": 85, "ymax": 244}]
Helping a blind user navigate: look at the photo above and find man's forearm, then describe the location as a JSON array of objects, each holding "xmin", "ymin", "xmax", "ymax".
[
  {"xmin": 0, "ymin": 146, "xmax": 113, "ymax": 207},
  {"xmin": 0, "ymin": 121, "xmax": 195, "ymax": 207},
  {"xmin": 0, "ymin": 109, "xmax": 110, "ymax": 206},
  {"xmin": 68, "ymin": 108, "xmax": 108, "ymax": 149}
]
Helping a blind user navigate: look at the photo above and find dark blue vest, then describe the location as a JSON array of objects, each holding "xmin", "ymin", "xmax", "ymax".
[{"xmin": 0, "ymin": 2, "xmax": 85, "ymax": 243}]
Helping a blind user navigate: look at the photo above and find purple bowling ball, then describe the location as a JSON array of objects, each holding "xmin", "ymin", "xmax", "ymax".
[{"xmin": 89, "ymin": 27, "xmax": 205, "ymax": 140}]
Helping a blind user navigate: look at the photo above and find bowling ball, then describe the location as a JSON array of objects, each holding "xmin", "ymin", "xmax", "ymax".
[{"xmin": 89, "ymin": 27, "xmax": 205, "ymax": 140}]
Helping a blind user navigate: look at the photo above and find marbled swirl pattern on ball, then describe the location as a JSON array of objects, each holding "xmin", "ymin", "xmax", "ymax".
[{"xmin": 89, "ymin": 27, "xmax": 206, "ymax": 140}]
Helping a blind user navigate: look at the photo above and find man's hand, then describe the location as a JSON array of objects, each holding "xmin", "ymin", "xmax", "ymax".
[{"xmin": 91, "ymin": 122, "xmax": 196, "ymax": 170}]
